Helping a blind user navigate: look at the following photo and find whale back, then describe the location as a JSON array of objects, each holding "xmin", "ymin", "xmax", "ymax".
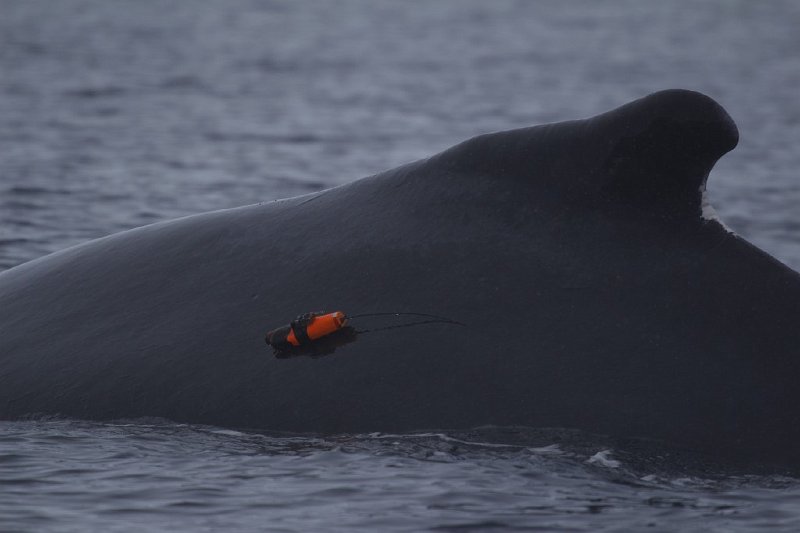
[{"xmin": 1, "ymin": 89, "xmax": 799, "ymax": 467}]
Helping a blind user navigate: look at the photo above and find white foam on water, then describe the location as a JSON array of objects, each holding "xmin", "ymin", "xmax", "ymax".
[{"xmin": 587, "ymin": 449, "xmax": 621, "ymax": 468}]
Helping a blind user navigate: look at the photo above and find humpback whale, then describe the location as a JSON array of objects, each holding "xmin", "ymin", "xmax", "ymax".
[{"xmin": 1, "ymin": 89, "xmax": 799, "ymax": 467}]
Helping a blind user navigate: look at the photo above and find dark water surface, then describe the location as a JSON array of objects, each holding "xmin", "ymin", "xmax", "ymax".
[
  {"xmin": 3, "ymin": 421, "xmax": 800, "ymax": 532},
  {"xmin": 1, "ymin": 0, "xmax": 800, "ymax": 531}
]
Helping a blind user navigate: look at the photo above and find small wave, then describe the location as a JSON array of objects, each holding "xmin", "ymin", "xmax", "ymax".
[
  {"xmin": 204, "ymin": 131, "xmax": 323, "ymax": 144},
  {"xmin": 63, "ymin": 86, "xmax": 127, "ymax": 99},
  {"xmin": 587, "ymin": 449, "xmax": 621, "ymax": 468},
  {"xmin": 158, "ymin": 75, "xmax": 206, "ymax": 90},
  {"xmin": 5, "ymin": 185, "xmax": 72, "ymax": 196}
]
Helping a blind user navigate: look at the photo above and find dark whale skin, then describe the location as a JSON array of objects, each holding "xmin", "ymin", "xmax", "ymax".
[{"xmin": 1, "ymin": 89, "xmax": 799, "ymax": 467}]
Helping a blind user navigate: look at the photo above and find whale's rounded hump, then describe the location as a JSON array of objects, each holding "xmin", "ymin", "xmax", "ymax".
[
  {"xmin": 435, "ymin": 89, "xmax": 738, "ymax": 220},
  {"xmin": 593, "ymin": 89, "xmax": 739, "ymax": 212}
]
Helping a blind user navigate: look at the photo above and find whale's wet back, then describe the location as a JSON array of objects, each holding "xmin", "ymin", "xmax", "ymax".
[{"xmin": 2, "ymin": 89, "xmax": 799, "ymax": 470}]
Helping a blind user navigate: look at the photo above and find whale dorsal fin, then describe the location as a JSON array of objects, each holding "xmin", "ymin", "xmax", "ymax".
[{"xmin": 437, "ymin": 89, "xmax": 739, "ymax": 219}]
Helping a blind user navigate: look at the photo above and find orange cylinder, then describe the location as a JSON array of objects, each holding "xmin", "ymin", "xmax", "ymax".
[{"xmin": 287, "ymin": 311, "xmax": 347, "ymax": 346}]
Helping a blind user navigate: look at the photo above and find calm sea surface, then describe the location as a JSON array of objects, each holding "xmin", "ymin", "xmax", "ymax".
[{"xmin": 1, "ymin": 1, "xmax": 799, "ymax": 531}]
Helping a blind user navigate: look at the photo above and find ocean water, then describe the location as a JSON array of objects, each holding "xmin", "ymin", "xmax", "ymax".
[{"xmin": 1, "ymin": 0, "xmax": 799, "ymax": 531}]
